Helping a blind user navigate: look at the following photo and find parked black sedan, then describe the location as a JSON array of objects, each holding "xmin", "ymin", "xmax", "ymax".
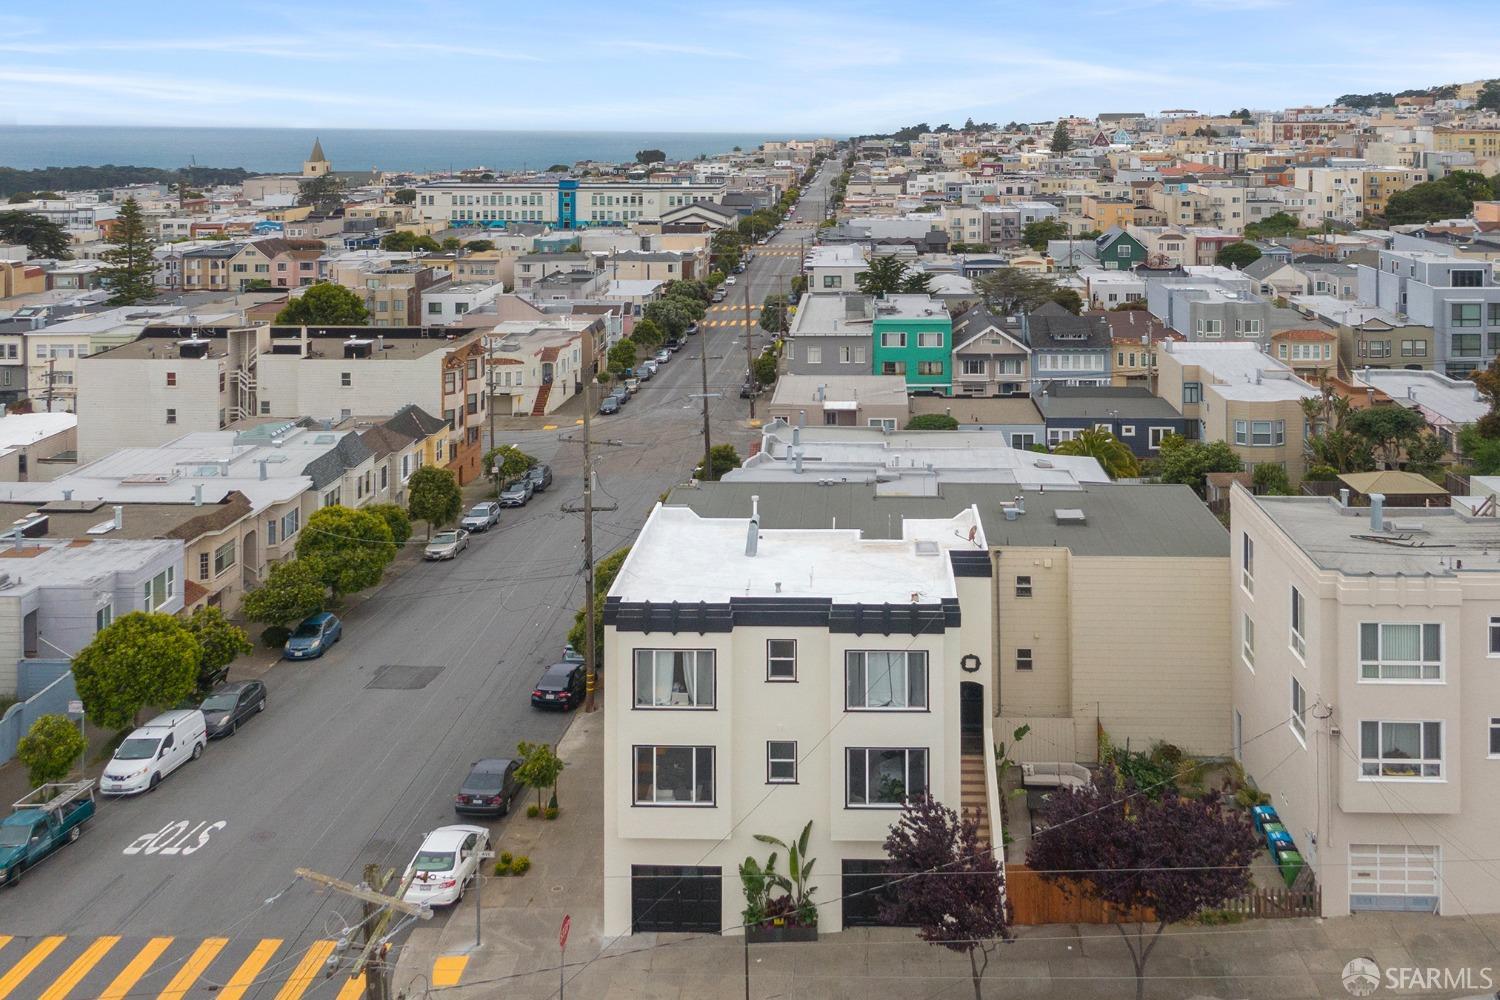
[
  {"xmin": 530, "ymin": 661, "xmax": 585, "ymax": 710},
  {"xmin": 199, "ymin": 680, "xmax": 267, "ymax": 739},
  {"xmin": 454, "ymin": 757, "xmax": 521, "ymax": 816}
]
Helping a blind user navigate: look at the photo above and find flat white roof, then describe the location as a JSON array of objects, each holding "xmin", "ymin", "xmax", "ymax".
[
  {"xmin": 0, "ymin": 413, "xmax": 75, "ymax": 448},
  {"xmin": 610, "ymin": 504, "xmax": 984, "ymax": 604},
  {"xmin": 1355, "ymin": 368, "xmax": 1488, "ymax": 424},
  {"xmin": 806, "ymin": 244, "xmax": 869, "ymax": 268},
  {"xmin": 1165, "ymin": 342, "xmax": 1318, "ymax": 401}
]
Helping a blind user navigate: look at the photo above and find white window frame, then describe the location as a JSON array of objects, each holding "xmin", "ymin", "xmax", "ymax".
[
  {"xmin": 1016, "ymin": 648, "xmax": 1033, "ymax": 671},
  {"xmin": 1241, "ymin": 533, "xmax": 1254, "ymax": 595},
  {"xmin": 633, "ymin": 649, "xmax": 716, "ymax": 709},
  {"xmin": 1015, "ymin": 575, "xmax": 1032, "ymax": 598},
  {"xmin": 1489, "ymin": 717, "xmax": 1500, "ymax": 759},
  {"xmin": 917, "ymin": 331, "xmax": 944, "ymax": 348},
  {"xmin": 1290, "ymin": 585, "xmax": 1306, "ymax": 660},
  {"xmin": 1242, "ymin": 613, "xmax": 1256, "ymax": 670},
  {"xmin": 1290, "ymin": 676, "xmax": 1307, "ymax": 743},
  {"xmin": 767, "ymin": 639, "xmax": 797, "ymax": 681},
  {"xmin": 845, "ymin": 650, "xmax": 928, "ymax": 710},
  {"xmin": 633, "ymin": 745, "xmax": 716, "ymax": 805},
  {"xmin": 805, "ymin": 346, "xmax": 822, "ymax": 365},
  {"xmin": 846, "ymin": 747, "xmax": 928, "ymax": 808},
  {"xmin": 1147, "ymin": 426, "xmax": 1173, "ymax": 449},
  {"xmin": 1359, "ymin": 720, "xmax": 1443, "ymax": 780},
  {"xmin": 1488, "ymin": 616, "xmax": 1500, "ymax": 657},
  {"xmin": 1359, "ymin": 622, "xmax": 1442, "ymax": 682},
  {"xmin": 767, "ymin": 740, "xmax": 798, "ymax": 783}
]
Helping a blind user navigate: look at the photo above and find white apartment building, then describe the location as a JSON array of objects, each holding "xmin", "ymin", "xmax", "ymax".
[
  {"xmin": 414, "ymin": 180, "xmax": 726, "ymax": 229},
  {"xmin": 422, "ymin": 281, "xmax": 504, "ymax": 325},
  {"xmin": 602, "ymin": 501, "xmax": 999, "ymax": 935},
  {"xmin": 805, "ymin": 244, "xmax": 869, "ymax": 292},
  {"xmin": 1231, "ymin": 487, "xmax": 1500, "ymax": 917}
]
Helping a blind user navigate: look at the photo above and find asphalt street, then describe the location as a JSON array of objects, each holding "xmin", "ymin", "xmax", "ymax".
[{"xmin": 0, "ymin": 164, "xmax": 837, "ymax": 999}]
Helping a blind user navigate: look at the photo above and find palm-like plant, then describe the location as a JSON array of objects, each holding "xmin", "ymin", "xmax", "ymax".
[
  {"xmin": 753, "ymin": 821, "xmax": 818, "ymax": 927},
  {"xmin": 1053, "ymin": 428, "xmax": 1140, "ymax": 479}
]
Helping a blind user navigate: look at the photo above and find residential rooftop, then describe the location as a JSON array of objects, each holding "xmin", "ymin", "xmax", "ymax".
[
  {"xmin": 1036, "ymin": 385, "xmax": 1184, "ymax": 420},
  {"xmin": 790, "ymin": 294, "xmax": 875, "ymax": 337},
  {"xmin": 873, "ymin": 293, "xmax": 948, "ymax": 321},
  {"xmin": 1162, "ymin": 342, "xmax": 1318, "ymax": 401},
  {"xmin": 1354, "ymin": 368, "xmax": 1488, "ymax": 425},
  {"xmin": 0, "ymin": 537, "xmax": 181, "ymax": 593}
]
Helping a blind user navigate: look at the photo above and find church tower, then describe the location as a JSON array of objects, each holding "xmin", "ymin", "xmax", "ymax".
[{"xmin": 302, "ymin": 138, "xmax": 331, "ymax": 178}]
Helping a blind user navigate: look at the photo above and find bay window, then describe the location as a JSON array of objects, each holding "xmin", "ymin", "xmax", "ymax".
[
  {"xmin": 1360, "ymin": 721, "xmax": 1442, "ymax": 779},
  {"xmin": 846, "ymin": 747, "xmax": 928, "ymax": 807}
]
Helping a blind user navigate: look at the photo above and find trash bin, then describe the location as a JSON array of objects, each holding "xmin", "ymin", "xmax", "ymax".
[
  {"xmin": 1276, "ymin": 849, "xmax": 1304, "ymax": 888},
  {"xmin": 1251, "ymin": 804, "xmax": 1279, "ymax": 834},
  {"xmin": 1263, "ymin": 822, "xmax": 1293, "ymax": 853}
]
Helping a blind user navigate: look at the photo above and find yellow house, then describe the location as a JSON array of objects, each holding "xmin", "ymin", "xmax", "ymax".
[
  {"xmin": 1363, "ymin": 167, "xmax": 1428, "ymax": 216},
  {"xmin": 0, "ymin": 261, "xmax": 46, "ymax": 299},
  {"xmin": 1434, "ymin": 127, "xmax": 1500, "ymax": 158},
  {"xmin": 1081, "ymin": 196, "xmax": 1136, "ymax": 231},
  {"xmin": 262, "ymin": 205, "xmax": 314, "ymax": 223}
]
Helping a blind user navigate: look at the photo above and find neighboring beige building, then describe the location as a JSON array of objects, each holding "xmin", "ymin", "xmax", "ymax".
[
  {"xmin": 480, "ymin": 318, "xmax": 597, "ymax": 417},
  {"xmin": 1157, "ymin": 341, "xmax": 1317, "ymax": 482},
  {"xmin": 1232, "ymin": 486, "xmax": 1500, "ymax": 917},
  {"xmin": 0, "ymin": 413, "xmax": 77, "ymax": 482},
  {"xmin": 602, "ymin": 499, "xmax": 999, "ymax": 935},
  {"xmin": 764, "ymin": 374, "xmax": 909, "ymax": 429}
]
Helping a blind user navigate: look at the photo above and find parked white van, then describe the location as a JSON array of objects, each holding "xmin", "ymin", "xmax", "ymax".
[{"xmin": 101, "ymin": 710, "xmax": 208, "ymax": 796}]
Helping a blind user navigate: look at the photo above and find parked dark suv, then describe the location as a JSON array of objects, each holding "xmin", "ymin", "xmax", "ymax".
[
  {"xmin": 454, "ymin": 757, "xmax": 521, "ymax": 816},
  {"xmin": 531, "ymin": 661, "xmax": 585, "ymax": 710},
  {"xmin": 525, "ymin": 464, "xmax": 553, "ymax": 492}
]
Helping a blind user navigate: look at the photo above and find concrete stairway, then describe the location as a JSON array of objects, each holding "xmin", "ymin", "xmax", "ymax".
[
  {"xmin": 530, "ymin": 381, "xmax": 552, "ymax": 416},
  {"xmin": 960, "ymin": 752, "xmax": 992, "ymax": 849}
]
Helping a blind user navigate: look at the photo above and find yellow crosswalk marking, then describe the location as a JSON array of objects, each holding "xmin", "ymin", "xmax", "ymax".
[
  {"xmin": 432, "ymin": 955, "xmax": 469, "ymax": 987},
  {"xmin": 38, "ymin": 936, "xmax": 120, "ymax": 1000},
  {"xmin": 0, "ymin": 936, "xmax": 65, "ymax": 1000},
  {"xmin": 0, "ymin": 939, "xmax": 9, "ymax": 956},
  {"xmin": 216, "ymin": 938, "xmax": 282, "ymax": 1000},
  {"xmin": 157, "ymin": 937, "xmax": 227, "ymax": 1000},
  {"xmin": 335, "ymin": 972, "xmax": 367, "ymax": 1000},
  {"xmin": 272, "ymin": 940, "xmax": 335, "ymax": 1000},
  {"xmin": 99, "ymin": 938, "xmax": 173, "ymax": 1000}
]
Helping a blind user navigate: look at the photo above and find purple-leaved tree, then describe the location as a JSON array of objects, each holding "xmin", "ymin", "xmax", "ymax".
[
  {"xmin": 880, "ymin": 796, "xmax": 1009, "ymax": 1000},
  {"xmin": 1026, "ymin": 766, "xmax": 1259, "ymax": 1000}
]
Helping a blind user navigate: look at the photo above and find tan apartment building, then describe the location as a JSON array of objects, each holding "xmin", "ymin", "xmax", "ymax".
[
  {"xmin": 1269, "ymin": 327, "xmax": 1338, "ymax": 382},
  {"xmin": 1157, "ymin": 341, "xmax": 1317, "ymax": 482},
  {"xmin": 481, "ymin": 317, "xmax": 597, "ymax": 417},
  {"xmin": 1231, "ymin": 487, "xmax": 1500, "ymax": 916},
  {"xmin": 1434, "ymin": 126, "xmax": 1500, "ymax": 160}
]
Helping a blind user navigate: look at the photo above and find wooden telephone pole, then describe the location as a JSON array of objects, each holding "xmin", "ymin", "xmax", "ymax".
[
  {"xmin": 582, "ymin": 375, "xmax": 598, "ymax": 713},
  {"xmin": 743, "ymin": 275, "xmax": 756, "ymax": 419},
  {"xmin": 293, "ymin": 865, "xmax": 430, "ymax": 1000}
]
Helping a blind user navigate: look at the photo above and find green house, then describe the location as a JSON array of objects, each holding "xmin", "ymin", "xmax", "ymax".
[
  {"xmin": 870, "ymin": 294, "xmax": 953, "ymax": 395},
  {"xmin": 1095, "ymin": 227, "xmax": 1147, "ymax": 270}
]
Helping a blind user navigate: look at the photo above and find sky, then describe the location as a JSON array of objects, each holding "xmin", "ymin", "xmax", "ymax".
[{"xmin": 0, "ymin": 0, "xmax": 1496, "ymax": 135}]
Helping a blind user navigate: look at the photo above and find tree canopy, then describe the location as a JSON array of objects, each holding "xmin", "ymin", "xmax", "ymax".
[
  {"xmin": 1214, "ymin": 241, "xmax": 1262, "ymax": 268},
  {"xmin": 1155, "ymin": 435, "xmax": 1242, "ymax": 494},
  {"xmin": 1383, "ymin": 171, "xmax": 1500, "ymax": 225},
  {"xmin": 1242, "ymin": 212, "xmax": 1301, "ymax": 241},
  {"xmin": 17, "ymin": 714, "xmax": 87, "ymax": 788},
  {"xmin": 298, "ymin": 173, "xmax": 345, "ymax": 213},
  {"xmin": 629, "ymin": 317, "xmax": 665, "ymax": 351},
  {"xmin": 606, "ymin": 340, "xmax": 637, "ymax": 377},
  {"xmin": 642, "ymin": 298, "xmax": 694, "ymax": 340},
  {"xmin": 98, "ymin": 198, "xmax": 156, "ymax": 305},
  {"xmin": 241, "ymin": 558, "xmax": 325, "ymax": 627},
  {"xmin": 695, "ymin": 444, "xmax": 742, "ymax": 481},
  {"xmin": 0, "ymin": 210, "xmax": 72, "ymax": 259},
  {"xmin": 0, "ymin": 164, "xmax": 250, "ymax": 200},
  {"xmin": 975, "ymin": 267, "xmax": 1064, "ymax": 315},
  {"xmin": 1049, "ymin": 122, "xmax": 1073, "ymax": 154},
  {"xmin": 407, "ymin": 466, "xmax": 463, "ymax": 536},
  {"xmin": 74, "ymin": 612, "xmax": 202, "ymax": 730},
  {"xmin": 380, "ymin": 231, "xmax": 442, "ymax": 253},
  {"xmin": 365, "ymin": 503, "xmax": 412, "ymax": 547},
  {"xmin": 634, "ymin": 149, "xmax": 667, "ymax": 165},
  {"xmin": 295, "ymin": 505, "xmax": 397, "ymax": 596},
  {"xmin": 484, "ymin": 444, "xmax": 534, "ymax": 486},
  {"xmin": 274, "ymin": 283, "xmax": 370, "ymax": 325},
  {"xmin": 758, "ymin": 294, "xmax": 789, "ymax": 334},
  {"xmin": 1022, "ymin": 218, "xmax": 1070, "ymax": 253},
  {"xmin": 854, "ymin": 255, "xmax": 907, "ymax": 297},
  {"xmin": 392, "ymin": 188, "xmax": 417, "ymax": 204},
  {"xmin": 184, "ymin": 606, "xmax": 252, "ymax": 691},
  {"xmin": 906, "ymin": 413, "xmax": 959, "ymax": 430},
  {"xmin": 1054, "ymin": 428, "xmax": 1140, "ymax": 478}
]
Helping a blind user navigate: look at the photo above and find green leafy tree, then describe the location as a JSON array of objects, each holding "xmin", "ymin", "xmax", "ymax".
[
  {"xmin": 365, "ymin": 503, "xmax": 412, "ymax": 547},
  {"xmin": 906, "ymin": 413, "xmax": 959, "ymax": 430},
  {"xmin": 184, "ymin": 606, "xmax": 252, "ymax": 690},
  {"xmin": 241, "ymin": 559, "xmax": 326, "ymax": 627},
  {"xmin": 1214, "ymin": 242, "xmax": 1262, "ymax": 268},
  {"xmin": 665, "ymin": 278, "xmax": 712, "ymax": 304},
  {"xmin": 295, "ymin": 505, "xmax": 397, "ymax": 595},
  {"xmin": 464, "ymin": 239, "xmax": 495, "ymax": 252},
  {"xmin": 1050, "ymin": 286, "xmax": 1084, "ymax": 314},
  {"xmin": 759, "ymin": 294, "xmax": 788, "ymax": 333},
  {"xmin": 274, "ymin": 283, "xmax": 369, "ymax": 325},
  {"xmin": 1383, "ymin": 175, "xmax": 1481, "ymax": 225},
  {"xmin": 515, "ymin": 741, "xmax": 566, "ymax": 811},
  {"xmin": 392, "ymin": 188, "xmax": 417, "ymax": 204},
  {"xmin": 1021, "ymin": 218, "xmax": 1069, "ymax": 253},
  {"xmin": 629, "ymin": 317, "xmax": 665, "ymax": 351},
  {"xmin": 1459, "ymin": 425, "xmax": 1500, "ymax": 475},
  {"xmin": 441, "ymin": 237, "xmax": 461, "ymax": 252},
  {"xmin": 662, "ymin": 289, "xmax": 707, "ymax": 321},
  {"xmin": 483, "ymin": 444, "xmax": 534, "ymax": 489},
  {"xmin": 751, "ymin": 351, "xmax": 779, "ymax": 388},
  {"xmin": 567, "ymin": 547, "xmax": 630, "ymax": 664},
  {"xmin": 975, "ymin": 267, "xmax": 1061, "ymax": 315},
  {"xmin": 635, "ymin": 149, "xmax": 667, "ymax": 165},
  {"xmin": 73, "ymin": 612, "xmax": 202, "ymax": 730},
  {"xmin": 406, "ymin": 466, "xmax": 463, "ymax": 538},
  {"xmin": 643, "ymin": 298, "xmax": 694, "ymax": 339},
  {"xmin": 855, "ymin": 255, "xmax": 907, "ymax": 297},
  {"xmin": 1156, "ymin": 435, "xmax": 1243, "ymax": 494},
  {"xmin": 1054, "ymin": 428, "xmax": 1140, "ymax": 479},
  {"xmin": 1049, "ymin": 122, "xmax": 1073, "ymax": 154},
  {"xmin": 0, "ymin": 210, "xmax": 72, "ymax": 259},
  {"xmin": 1243, "ymin": 212, "xmax": 1301, "ymax": 240},
  {"xmin": 545, "ymin": 163, "xmax": 570, "ymax": 173},
  {"xmin": 16, "ymin": 714, "xmax": 87, "ymax": 788},
  {"xmin": 98, "ymin": 198, "xmax": 156, "ymax": 304},
  {"xmin": 380, "ymin": 231, "xmax": 442, "ymax": 253},
  {"xmin": 298, "ymin": 173, "xmax": 345, "ymax": 213},
  {"xmin": 1477, "ymin": 81, "xmax": 1500, "ymax": 113},
  {"xmin": 695, "ymin": 443, "xmax": 742, "ymax": 481},
  {"xmin": 901, "ymin": 271, "xmax": 934, "ymax": 294},
  {"xmin": 607, "ymin": 340, "xmax": 638, "ymax": 377},
  {"xmin": 1251, "ymin": 463, "xmax": 1293, "ymax": 496},
  {"xmin": 1345, "ymin": 405, "xmax": 1428, "ymax": 467}
]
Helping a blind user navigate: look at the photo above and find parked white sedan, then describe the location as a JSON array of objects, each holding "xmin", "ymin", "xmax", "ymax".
[{"xmin": 401, "ymin": 825, "xmax": 489, "ymax": 908}]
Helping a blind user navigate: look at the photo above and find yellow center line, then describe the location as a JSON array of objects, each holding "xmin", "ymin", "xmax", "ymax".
[
  {"xmin": 0, "ymin": 936, "xmax": 66, "ymax": 1000},
  {"xmin": 215, "ymin": 939, "xmax": 282, "ymax": 1000},
  {"xmin": 334, "ymin": 972, "xmax": 367, "ymax": 1000},
  {"xmin": 156, "ymin": 938, "xmax": 227, "ymax": 1000},
  {"xmin": 38, "ymin": 936, "xmax": 121, "ymax": 1000},
  {"xmin": 98, "ymin": 938, "xmax": 173, "ymax": 1000},
  {"xmin": 0, "ymin": 938, "xmax": 9, "ymax": 956},
  {"xmin": 272, "ymin": 941, "xmax": 335, "ymax": 1000}
]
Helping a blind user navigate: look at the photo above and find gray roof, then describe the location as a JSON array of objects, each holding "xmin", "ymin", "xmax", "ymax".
[
  {"xmin": 1036, "ymin": 385, "xmax": 1184, "ymax": 420},
  {"xmin": 1026, "ymin": 303, "xmax": 1112, "ymax": 350},
  {"xmin": 300, "ymin": 432, "xmax": 373, "ymax": 489},
  {"xmin": 665, "ymin": 481, "xmax": 1227, "ymax": 558},
  {"xmin": 384, "ymin": 403, "xmax": 447, "ymax": 440}
]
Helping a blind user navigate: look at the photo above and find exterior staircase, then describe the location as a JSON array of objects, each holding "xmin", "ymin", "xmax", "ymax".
[
  {"xmin": 960, "ymin": 752, "xmax": 992, "ymax": 850},
  {"xmin": 530, "ymin": 381, "xmax": 552, "ymax": 416}
]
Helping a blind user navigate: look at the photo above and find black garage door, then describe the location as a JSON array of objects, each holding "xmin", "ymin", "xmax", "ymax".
[
  {"xmin": 842, "ymin": 859, "xmax": 908, "ymax": 929},
  {"xmin": 631, "ymin": 865, "xmax": 722, "ymax": 933}
]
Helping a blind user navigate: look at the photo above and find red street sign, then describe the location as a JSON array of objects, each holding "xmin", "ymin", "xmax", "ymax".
[{"xmin": 559, "ymin": 914, "xmax": 571, "ymax": 949}]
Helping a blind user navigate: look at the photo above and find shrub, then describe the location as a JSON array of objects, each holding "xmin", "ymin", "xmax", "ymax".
[
  {"xmin": 1304, "ymin": 464, "xmax": 1339, "ymax": 482},
  {"xmin": 259, "ymin": 625, "xmax": 291, "ymax": 649},
  {"xmin": 17, "ymin": 714, "xmax": 87, "ymax": 787},
  {"xmin": 1234, "ymin": 785, "xmax": 1271, "ymax": 809},
  {"xmin": 544, "ymin": 806, "xmax": 559, "ymax": 820},
  {"xmin": 493, "ymin": 859, "xmax": 512, "ymax": 876},
  {"xmin": 499, "ymin": 851, "xmax": 513, "ymax": 865},
  {"xmin": 526, "ymin": 804, "xmax": 540, "ymax": 818},
  {"xmin": 512, "ymin": 856, "xmax": 532, "ymax": 875}
]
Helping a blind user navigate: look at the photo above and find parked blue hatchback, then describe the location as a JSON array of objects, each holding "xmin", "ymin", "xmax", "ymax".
[{"xmin": 283, "ymin": 612, "xmax": 342, "ymax": 660}]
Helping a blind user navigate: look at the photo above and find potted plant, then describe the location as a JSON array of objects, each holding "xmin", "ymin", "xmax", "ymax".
[{"xmin": 745, "ymin": 821, "xmax": 819, "ymax": 943}]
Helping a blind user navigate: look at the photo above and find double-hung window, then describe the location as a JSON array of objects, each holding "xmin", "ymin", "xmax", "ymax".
[
  {"xmin": 1489, "ymin": 616, "xmax": 1500, "ymax": 656},
  {"xmin": 1289, "ymin": 585, "xmax": 1306, "ymax": 659},
  {"xmin": 1360, "ymin": 721, "xmax": 1442, "ymax": 779},
  {"xmin": 1359, "ymin": 623, "xmax": 1441, "ymax": 681},
  {"xmin": 1242, "ymin": 614, "xmax": 1256, "ymax": 669},
  {"xmin": 845, "ymin": 651, "xmax": 927, "ymax": 710},
  {"xmin": 1490, "ymin": 718, "xmax": 1500, "ymax": 758},
  {"xmin": 634, "ymin": 746, "xmax": 715, "ymax": 804},
  {"xmin": 766, "ymin": 741, "xmax": 798, "ymax": 783},
  {"xmin": 1015, "ymin": 576, "xmax": 1032, "ymax": 598},
  {"xmin": 766, "ymin": 640, "xmax": 797, "ymax": 681},
  {"xmin": 1290, "ymin": 676, "xmax": 1307, "ymax": 740},
  {"xmin": 846, "ymin": 747, "xmax": 928, "ymax": 807},
  {"xmin": 1241, "ymin": 533, "xmax": 1254, "ymax": 593},
  {"xmin": 633, "ymin": 650, "xmax": 715, "ymax": 708}
]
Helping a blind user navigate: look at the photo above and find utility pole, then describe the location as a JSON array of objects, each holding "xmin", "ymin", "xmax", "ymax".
[
  {"xmin": 293, "ymin": 865, "xmax": 431, "ymax": 1000},
  {"xmin": 44, "ymin": 357, "xmax": 54, "ymax": 413},
  {"xmin": 582, "ymin": 374, "xmax": 598, "ymax": 713},
  {"xmin": 699, "ymin": 327, "xmax": 712, "ymax": 480},
  {"xmin": 743, "ymin": 275, "xmax": 756, "ymax": 419},
  {"xmin": 485, "ymin": 335, "xmax": 497, "ymax": 453}
]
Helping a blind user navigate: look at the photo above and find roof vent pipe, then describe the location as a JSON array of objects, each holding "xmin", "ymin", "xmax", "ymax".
[
  {"xmin": 1339, "ymin": 488, "xmax": 1350, "ymax": 507},
  {"xmin": 112, "ymin": 505, "xmax": 123, "ymax": 531},
  {"xmin": 1370, "ymin": 492, "xmax": 1385, "ymax": 532},
  {"xmin": 1015, "ymin": 494, "xmax": 1025, "ymax": 514},
  {"xmin": 193, "ymin": 485, "xmax": 203, "ymax": 507},
  {"xmin": 746, "ymin": 514, "xmax": 760, "ymax": 559},
  {"xmin": 792, "ymin": 425, "xmax": 800, "ymax": 447},
  {"xmin": 62, "ymin": 489, "xmax": 72, "ymax": 502}
]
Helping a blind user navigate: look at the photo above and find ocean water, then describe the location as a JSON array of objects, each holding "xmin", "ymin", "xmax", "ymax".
[{"xmin": 0, "ymin": 126, "xmax": 820, "ymax": 174}]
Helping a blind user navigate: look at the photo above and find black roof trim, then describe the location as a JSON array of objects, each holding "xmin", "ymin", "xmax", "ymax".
[
  {"xmin": 949, "ymin": 551, "xmax": 992, "ymax": 578},
  {"xmin": 604, "ymin": 596, "xmax": 960, "ymax": 635}
]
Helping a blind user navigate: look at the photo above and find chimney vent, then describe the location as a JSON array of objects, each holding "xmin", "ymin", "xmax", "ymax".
[
  {"xmin": 112, "ymin": 505, "xmax": 123, "ymax": 531},
  {"xmin": 1370, "ymin": 492, "xmax": 1385, "ymax": 532},
  {"xmin": 193, "ymin": 485, "xmax": 203, "ymax": 507},
  {"xmin": 1339, "ymin": 488, "xmax": 1350, "ymax": 507}
]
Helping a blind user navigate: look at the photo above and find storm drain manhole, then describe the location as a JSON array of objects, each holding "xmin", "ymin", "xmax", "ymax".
[{"xmin": 366, "ymin": 664, "xmax": 444, "ymax": 690}]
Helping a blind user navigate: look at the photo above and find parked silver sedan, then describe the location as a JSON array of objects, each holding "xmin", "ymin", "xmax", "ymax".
[{"xmin": 423, "ymin": 528, "xmax": 470, "ymax": 561}]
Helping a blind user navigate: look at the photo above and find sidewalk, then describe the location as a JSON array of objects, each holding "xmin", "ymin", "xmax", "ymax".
[{"xmin": 393, "ymin": 711, "xmax": 1500, "ymax": 999}]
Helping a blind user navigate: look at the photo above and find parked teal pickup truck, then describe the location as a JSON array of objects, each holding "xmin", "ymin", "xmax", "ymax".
[{"xmin": 1, "ymin": 780, "xmax": 96, "ymax": 886}]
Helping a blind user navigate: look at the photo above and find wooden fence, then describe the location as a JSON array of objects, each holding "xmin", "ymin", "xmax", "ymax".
[{"xmin": 1003, "ymin": 866, "xmax": 1319, "ymax": 925}]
